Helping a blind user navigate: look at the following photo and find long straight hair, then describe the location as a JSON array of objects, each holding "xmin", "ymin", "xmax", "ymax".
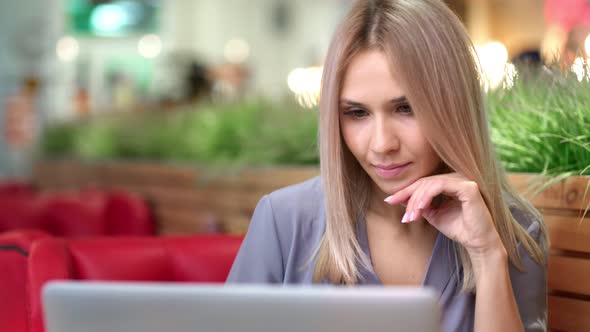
[{"xmin": 314, "ymin": 0, "xmax": 547, "ymax": 291}]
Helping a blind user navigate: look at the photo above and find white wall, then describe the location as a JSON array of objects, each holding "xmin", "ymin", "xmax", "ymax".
[
  {"xmin": 50, "ymin": 0, "xmax": 352, "ymax": 116},
  {"xmin": 162, "ymin": 0, "xmax": 351, "ymax": 98},
  {"xmin": 0, "ymin": 0, "xmax": 61, "ymax": 177}
]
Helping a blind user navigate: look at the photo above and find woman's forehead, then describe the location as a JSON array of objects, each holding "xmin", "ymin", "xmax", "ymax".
[{"xmin": 340, "ymin": 50, "xmax": 406, "ymax": 102}]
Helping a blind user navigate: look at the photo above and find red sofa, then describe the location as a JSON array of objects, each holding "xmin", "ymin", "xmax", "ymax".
[
  {"xmin": 0, "ymin": 181, "xmax": 34, "ymax": 196},
  {"xmin": 0, "ymin": 190, "xmax": 154, "ymax": 237},
  {"xmin": 27, "ymin": 234, "xmax": 243, "ymax": 332},
  {"xmin": 0, "ymin": 230, "xmax": 51, "ymax": 332}
]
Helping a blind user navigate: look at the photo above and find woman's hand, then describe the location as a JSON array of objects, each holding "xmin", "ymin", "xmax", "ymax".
[{"xmin": 384, "ymin": 172, "xmax": 506, "ymax": 261}]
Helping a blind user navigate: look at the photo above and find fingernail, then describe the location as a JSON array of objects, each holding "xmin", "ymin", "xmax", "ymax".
[
  {"xmin": 409, "ymin": 211, "xmax": 415, "ymax": 222},
  {"xmin": 384, "ymin": 196, "xmax": 394, "ymax": 204},
  {"xmin": 401, "ymin": 213, "xmax": 408, "ymax": 223},
  {"xmin": 418, "ymin": 201, "xmax": 425, "ymax": 209}
]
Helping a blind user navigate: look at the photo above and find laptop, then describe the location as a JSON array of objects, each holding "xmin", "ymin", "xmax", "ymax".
[{"xmin": 43, "ymin": 281, "xmax": 441, "ymax": 332}]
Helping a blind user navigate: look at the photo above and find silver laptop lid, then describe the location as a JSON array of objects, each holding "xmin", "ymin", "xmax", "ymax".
[{"xmin": 43, "ymin": 281, "xmax": 441, "ymax": 332}]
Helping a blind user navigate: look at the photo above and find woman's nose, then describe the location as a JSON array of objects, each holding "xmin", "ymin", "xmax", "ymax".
[{"xmin": 370, "ymin": 117, "xmax": 400, "ymax": 154}]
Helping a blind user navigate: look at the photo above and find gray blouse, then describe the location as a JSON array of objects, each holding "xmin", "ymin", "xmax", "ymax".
[{"xmin": 226, "ymin": 176, "xmax": 547, "ymax": 332}]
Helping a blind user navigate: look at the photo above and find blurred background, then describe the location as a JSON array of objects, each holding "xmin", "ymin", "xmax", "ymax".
[
  {"xmin": 1, "ymin": 0, "xmax": 589, "ymax": 177},
  {"xmin": 1, "ymin": 0, "xmax": 590, "ymax": 236},
  {"xmin": 2, "ymin": 4, "xmax": 590, "ymax": 331}
]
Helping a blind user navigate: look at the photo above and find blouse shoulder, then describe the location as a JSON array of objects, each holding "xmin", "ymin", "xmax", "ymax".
[
  {"xmin": 504, "ymin": 195, "xmax": 548, "ymax": 331},
  {"xmin": 226, "ymin": 176, "xmax": 325, "ymax": 283},
  {"xmin": 265, "ymin": 175, "xmax": 325, "ymax": 232},
  {"xmin": 505, "ymin": 196, "xmax": 546, "ymax": 246}
]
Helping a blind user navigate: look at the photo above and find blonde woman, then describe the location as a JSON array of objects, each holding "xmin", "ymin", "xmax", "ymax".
[{"xmin": 227, "ymin": 0, "xmax": 547, "ymax": 331}]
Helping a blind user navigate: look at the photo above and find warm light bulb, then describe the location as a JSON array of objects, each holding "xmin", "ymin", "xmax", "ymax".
[
  {"xmin": 56, "ymin": 36, "xmax": 79, "ymax": 62},
  {"xmin": 138, "ymin": 34, "xmax": 162, "ymax": 59},
  {"xmin": 224, "ymin": 39, "xmax": 250, "ymax": 64}
]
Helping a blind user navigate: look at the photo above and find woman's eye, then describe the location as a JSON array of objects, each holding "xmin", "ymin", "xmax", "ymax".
[
  {"xmin": 343, "ymin": 109, "xmax": 369, "ymax": 118},
  {"xmin": 396, "ymin": 103, "xmax": 413, "ymax": 115}
]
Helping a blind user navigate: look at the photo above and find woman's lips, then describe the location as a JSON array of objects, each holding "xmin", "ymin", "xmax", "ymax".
[{"xmin": 373, "ymin": 162, "xmax": 411, "ymax": 178}]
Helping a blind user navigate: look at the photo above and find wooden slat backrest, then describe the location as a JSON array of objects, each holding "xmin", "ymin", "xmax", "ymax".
[
  {"xmin": 546, "ymin": 213, "xmax": 590, "ymax": 330},
  {"xmin": 509, "ymin": 174, "xmax": 590, "ymax": 331}
]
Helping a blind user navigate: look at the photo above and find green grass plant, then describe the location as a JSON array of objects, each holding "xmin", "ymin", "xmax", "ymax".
[
  {"xmin": 40, "ymin": 98, "xmax": 320, "ymax": 167},
  {"xmin": 488, "ymin": 67, "xmax": 590, "ymax": 176},
  {"xmin": 487, "ymin": 65, "xmax": 590, "ymax": 217},
  {"xmin": 41, "ymin": 66, "xmax": 590, "ymax": 177}
]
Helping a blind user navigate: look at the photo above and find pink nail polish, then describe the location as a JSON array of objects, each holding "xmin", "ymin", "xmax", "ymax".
[
  {"xmin": 384, "ymin": 196, "xmax": 394, "ymax": 204},
  {"xmin": 409, "ymin": 211, "xmax": 415, "ymax": 222},
  {"xmin": 401, "ymin": 213, "xmax": 408, "ymax": 223},
  {"xmin": 418, "ymin": 201, "xmax": 425, "ymax": 209}
]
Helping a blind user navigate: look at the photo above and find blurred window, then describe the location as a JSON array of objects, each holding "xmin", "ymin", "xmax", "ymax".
[{"xmin": 67, "ymin": 0, "xmax": 160, "ymax": 37}]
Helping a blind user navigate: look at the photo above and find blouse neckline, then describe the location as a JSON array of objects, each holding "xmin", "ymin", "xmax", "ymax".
[{"xmin": 356, "ymin": 213, "xmax": 458, "ymax": 297}]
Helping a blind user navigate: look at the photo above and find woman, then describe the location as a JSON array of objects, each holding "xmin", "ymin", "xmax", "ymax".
[{"xmin": 227, "ymin": 0, "xmax": 547, "ymax": 331}]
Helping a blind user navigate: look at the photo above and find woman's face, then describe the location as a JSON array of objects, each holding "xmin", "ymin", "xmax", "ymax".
[{"xmin": 339, "ymin": 49, "xmax": 443, "ymax": 198}]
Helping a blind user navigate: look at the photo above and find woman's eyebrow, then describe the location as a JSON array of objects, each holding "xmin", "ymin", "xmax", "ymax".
[
  {"xmin": 339, "ymin": 96, "xmax": 408, "ymax": 106},
  {"xmin": 339, "ymin": 99, "xmax": 365, "ymax": 107},
  {"xmin": 389, "ymin": 96, "xmax": 407, "ymax": 104}
]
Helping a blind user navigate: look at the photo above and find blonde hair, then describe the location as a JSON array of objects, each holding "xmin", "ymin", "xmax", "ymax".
[{"xmin": 314, "ymin": 0, "xmax": 547, "ymax": 291}]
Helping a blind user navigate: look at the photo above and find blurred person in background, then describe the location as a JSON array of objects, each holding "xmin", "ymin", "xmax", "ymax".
[
  {"xmin": 227, "ymin": 1, "xmax": 547, "ymax": 331},
  {"xmin": 3, "ymin": 76, "xmax": 40, "ymax": 177},
  {"xmin": 157, "ymin": 53, "xmax": 249, "ymax": 110}
]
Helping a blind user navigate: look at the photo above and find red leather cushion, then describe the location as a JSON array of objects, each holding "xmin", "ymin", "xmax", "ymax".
[
  {"xmin": 0, "ymin": 229, "xmax": 51, "ymax": 251},
  {"xmin": 69, "ymin": 236, "xmax": 243, "ymax": 281},
  {"xmin": 28, "ymin": 238, "xmax": 72, "ymax": 332},
  {"xmin": 0, "ymin": 181, "xmax": 34, "ymax": 196},
  {"xmin": 103, "ymin": 191, "xmax": 154, "ymax": 235},
  {"xmin": 0, "ymin": 190, "xmax": 153, "ymax": 237},
  {"xmin": 0, "ymin": 247, "xmax": 29, "ymax": 332},
  {"xmin": 0, "ymin": 229, "xmax": 49, "ymax": 332},
  {"xmin": 169, "ymin": 235, "xmax": 244, "ymax": 281},
  {"xmin": 28, "ymin": 235, "xmax": 243, "ymax": 332},
  {"xmin": 71, "ymin": 238, "xmax": 173, "ymax": 281},
  {"xmin": 0, "ymin": 196, "xmax": 44, "ymax": 232},
  {"xmin": 40, "ymin": 194, "xmax": 105, "ymax": 237}
]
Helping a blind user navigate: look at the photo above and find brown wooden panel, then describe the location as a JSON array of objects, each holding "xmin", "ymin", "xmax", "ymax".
[
  {"xmin": 563, "ymin": 176, "xmax": 590, "ymax": 211},
  {"xmin": 126, "ymin": 185, "xmax": 264, "ymax": 215},
  {"xmin": 158, "ymin": 225, "xmax": 213, "ymax": 236},
  {"xmin": 546, "ymin": 215, "xmax": 590, "ymax": 253},
  {"xmin": 541, "ymin": 208, "xmax": 588, "ymax": 218},
  {"xmin": 509, "ymin": 173, "xmax": 564, "ymax": 209},
  {"xmin": 549, "ymin": 255, "xmax": 590, "ymax": 295},
  {"xmin": 154, "ymin": 206, "xmax": 220, "ymax": 234},
  {"xmin": 508, "ymin": 174, "xmax": 590, "ymax": 211},
  {"xmin": 100, "ymin": 163, "xmax": 197, "ymax": 188},
  {"xmin": 156, "ymin": 207, "xmax": 250, "ymax": 235},
  {"xmin": 219, "ymin": 213, "xmax": 252, "ymax": 235},
  {"xmin": 236, "ymin": 167, "xmax": 320, "ymax": 189},
  {"xmin": 33, "ymin": 160, "xmax": 103, "ymax": 190},
  {"xmin": 549, "ymin": 296, "xmax": 590, "ymax": 332}
]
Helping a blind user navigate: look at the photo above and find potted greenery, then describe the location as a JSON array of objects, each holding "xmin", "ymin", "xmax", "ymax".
[
  {"xmin": 36, "ymin": 67, "xmax": 590, "ymax": 235},
  {"xmin": 487, "ymin": 66, "xmax": 590, "ymax": 332}
]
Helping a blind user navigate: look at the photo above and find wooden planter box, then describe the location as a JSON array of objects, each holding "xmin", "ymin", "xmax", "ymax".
[
  {"xmin": 32, "ymin": 160, "xmax": 590, "ymax": 331},
  {"xmin": 510, "ymin": 174, "xmax": 590, "ymax": 332},
  {"xmin": 32, "ymin": 160, "xmax": 319, "ymax": 235}
]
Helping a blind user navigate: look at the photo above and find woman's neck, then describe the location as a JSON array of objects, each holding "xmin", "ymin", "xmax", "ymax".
[{"xmin": 367, "ymin": 184, "xmax": 406, "ymax": 220}]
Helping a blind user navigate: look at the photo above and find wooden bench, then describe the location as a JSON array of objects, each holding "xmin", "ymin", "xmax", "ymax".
[{"xmin": 511, "ymin": 174, "xmax": 590, "ymax": 331}]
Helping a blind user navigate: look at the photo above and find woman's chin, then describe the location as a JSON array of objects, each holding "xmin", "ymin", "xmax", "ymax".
[
  {"xmin": 371, "ymin": 175, "xmax": 417, "ymax": 197},
  {"xmin": 372, "ymin": 181, "xmax": 404, "ymax": 197}
]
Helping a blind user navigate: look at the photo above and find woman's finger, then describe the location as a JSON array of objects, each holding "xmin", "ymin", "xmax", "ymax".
[
  {"xmin": 404, "ymin": 180, "xmax": 428, "ymax": 223},
  {"xmin": 409, "ymin": 180, "xmax": 448, "ymax": 222},
  {"xmin": 384, "ymin": 179, "xmax": 421, "ymax": 205}
]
